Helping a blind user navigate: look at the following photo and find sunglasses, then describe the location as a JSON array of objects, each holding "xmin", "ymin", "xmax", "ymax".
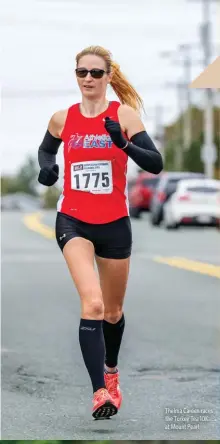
[{"xmin": 75, "ymin": 68, "xmax": 108, "ymax": 79}]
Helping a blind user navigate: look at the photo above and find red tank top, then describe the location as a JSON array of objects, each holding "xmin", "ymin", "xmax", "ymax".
[{"xmin": 58, "ymin": 101, "xmax": 129, "ymax": 224}]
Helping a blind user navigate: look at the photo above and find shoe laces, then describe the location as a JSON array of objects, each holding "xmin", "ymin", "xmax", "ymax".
[{"xmin": 106, "ymin": 373, "xmax": 118, "ymax": 397}]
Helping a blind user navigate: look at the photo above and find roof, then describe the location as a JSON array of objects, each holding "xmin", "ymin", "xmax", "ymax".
[
  {"xmin": 162, "ymin": 171, "xmax": 205, "ymax": 179},
  {"xmin": 177, "ymin": 178, "xmax": 220, "ymax": 188},
  {"xmin": 190, "ymin": 56, "xmax": 220, "ymax": 89}
]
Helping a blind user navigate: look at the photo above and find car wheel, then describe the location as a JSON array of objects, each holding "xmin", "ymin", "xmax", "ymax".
[
  {"xmin": 165, "ymin": 222, "xmax": 179, "ymax": 230},
  {"xmin": 151, "ymin": 215, "xmax": 161, "ymax": 226},
  {"xmin": 130, "ymin": 207, "xmax": 141, "ymax": 218},
  {"xmin": 164, "ymin": 214, "xmax": 179, "ymax": 229},
  {"xmin": 151, "ymin": 210, "xmax": 163, "ymax": 226}
]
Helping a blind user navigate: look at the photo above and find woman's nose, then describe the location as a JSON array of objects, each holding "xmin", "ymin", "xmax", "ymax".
[{"xmin": 85, "ymin": 72, "xmax": 92, "ymax": 79}]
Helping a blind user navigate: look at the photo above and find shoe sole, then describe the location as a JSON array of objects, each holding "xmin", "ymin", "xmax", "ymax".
[{"xmin": 92, "ymin": 400, "xmax": 118, "ymax": 419}]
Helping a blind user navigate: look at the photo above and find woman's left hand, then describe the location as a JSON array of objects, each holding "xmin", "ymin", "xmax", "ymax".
[{"xmin": 104, "ymin": 117, "xmax": 128, "ymax": 149}]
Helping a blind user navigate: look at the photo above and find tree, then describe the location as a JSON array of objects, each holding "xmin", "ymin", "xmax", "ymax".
[
  {"xmin": 15, "ymin": 155, "xmax": 39, "ymax": 196},
  {"xmin": 1, "ymin": 155, "xmax": 39, "ymax": 196},
  {"xmin": 1, "ymin": 175, "xmax": 19, "ymax": 195},
  {"xmin": 182, "ymin": 132, "xmax": 220, "ymax": 177},
  {"xmin": 164, "ymin": 106, "xmax": 220, "ymax": 174},
  {"xmin": 43, "ymin": 185, "xmax": 61, "ymax": 208}
]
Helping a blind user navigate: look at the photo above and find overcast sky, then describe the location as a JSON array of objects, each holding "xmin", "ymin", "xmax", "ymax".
[{"xmin": 1, "ymin": 0, "xmax": 219, "ymax": 179}]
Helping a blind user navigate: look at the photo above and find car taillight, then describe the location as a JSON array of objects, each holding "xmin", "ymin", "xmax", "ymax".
[
  {"xmin": 157, "ymin": 191, "xmax": 166, "ymax": 202},
  {"xmin": 182, "ymin": 217, "xmax": 193, "ymax": 223},
  {"xmin": 178, "ymin": 194, "xmax": 191, "ymax": 201}
]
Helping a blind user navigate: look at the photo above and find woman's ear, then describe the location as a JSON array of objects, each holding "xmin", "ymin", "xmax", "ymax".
[{"xmin": 107, "ymin": 71, "xmax": 113, "ymax": 84}]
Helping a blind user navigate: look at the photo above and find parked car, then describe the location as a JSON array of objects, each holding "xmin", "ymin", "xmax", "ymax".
[
  {"xmin": 1, "ymin": 193, "xmax": 43, "ymax": 211},
  {"xmin": 163, "ymin": 178, "xmax": 220, "ymax": 229},
  {"xmin": 150, "ymin": 171, "xmax": 205, "ymax": 226},
  {"xmin": 128, "ymin": 171, "xmax": 162, "ymax": 218},
  {"xmin": 127, "ymin": 178, "xmax": 136, "ymax": 193}
]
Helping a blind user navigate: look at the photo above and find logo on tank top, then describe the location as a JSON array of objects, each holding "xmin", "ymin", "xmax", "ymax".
[{"xmin": 68, "ymin": 133, "xmax": 113, "ymax": 151}]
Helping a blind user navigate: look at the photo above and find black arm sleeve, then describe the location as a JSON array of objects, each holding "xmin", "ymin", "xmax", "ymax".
[
  {"xmin": 123, "ymin": 131, "xmax": 163, "ymax": 174},
  {"xmin": 38, "ymin": 130, "xmax": 62, "ymax": 169}
]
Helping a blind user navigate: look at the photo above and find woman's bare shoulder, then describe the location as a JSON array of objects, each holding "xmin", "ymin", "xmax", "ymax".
[
  {"xmin": 48, "ymin": 109, "xmax": 68, "ymax": 138},
  {"xmin": 118, "ymin": 104, "xmax": 145, "ymax": 139}
]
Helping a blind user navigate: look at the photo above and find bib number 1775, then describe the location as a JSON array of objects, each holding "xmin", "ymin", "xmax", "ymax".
[
  {"xmin": 70, "ymin": 161, "xmax": 113, "ymax": 194},
  {"xmin": 73, "ymin": 172, "xmax": 110, "ymax": 190}
]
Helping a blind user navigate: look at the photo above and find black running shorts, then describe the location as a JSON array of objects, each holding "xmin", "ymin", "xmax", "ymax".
[{"xmin": 55, "ymin": 212, "xmax": 132, "ymax": 259}]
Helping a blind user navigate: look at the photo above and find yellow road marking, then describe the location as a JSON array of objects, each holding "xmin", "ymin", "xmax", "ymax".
[
  {"xmin": 23, "ymin": 212, "xmax": 55, "ymax": 239},
  {"xmin": 23, "ymin": 213, "xmax": 220, "ymax": 279},
  {"xmin": 153, "ymin": 256, "xmax": 220, "ymax": 279}
]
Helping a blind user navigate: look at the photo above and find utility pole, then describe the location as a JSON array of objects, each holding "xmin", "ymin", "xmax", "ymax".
[
  {"xmin": 200, "ymin": 0, "xmax": 216, "ymax": 177},
  {"xmin": 179, "ymin": 44, "xmax": 192, "ymax": 151},
  {"xmin": 160, "ymin": 44, "xmax": 194, "ymax": 152},
  {"xmin": 176, "ymin": 83, "xmax": 185, "ymax": 170},
  {"xmin": 154, "ymin": 105, "xmax": 165, "ymax": 159},
  {"xmin": 142, "ymin": 104, "xmax": 171, "ymax": 160},
  {"xmin": 163, "ymin": 81, "xmax": 187, "ymax": 170},
  {"xmin": 187, "ymin": 0, "xmax": 217, "ymax": 178}
]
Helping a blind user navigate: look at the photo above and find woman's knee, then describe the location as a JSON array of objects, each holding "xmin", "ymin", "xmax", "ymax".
[
  {"xmin": 81, "ymin": 289, "xmax": 104, "ymax": 319},
  {"xmin": 104, "ymin": 309, "xmax": 123, "ymax": 324}
]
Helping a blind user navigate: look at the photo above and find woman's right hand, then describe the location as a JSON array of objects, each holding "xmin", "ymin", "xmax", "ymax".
[{"xmin": 38, "ymin": 164, "xmax": 59, "ymax": 186}]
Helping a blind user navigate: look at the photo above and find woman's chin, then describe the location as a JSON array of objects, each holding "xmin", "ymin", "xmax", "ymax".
[
  {"xmin": 82, "ymin": 87, "xmax": 96, "ymax": 96},
  {"xmin": 82, "ymin": 91, "xmax": 100, "ymax": 101}
]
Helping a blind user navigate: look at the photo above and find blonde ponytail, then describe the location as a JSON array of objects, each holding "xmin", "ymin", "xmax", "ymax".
[
  {"xmin": 110, "ymin": 61, "xmax": 144, "ymax": 113},
  {"xmin": 76, "ymin": 45, "xmax": 144, "ymax": 113}
]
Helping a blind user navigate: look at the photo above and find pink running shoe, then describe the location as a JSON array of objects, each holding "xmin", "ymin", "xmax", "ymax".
[
  {"xmin": 104, "ymin": 370, "xmax": 122, "ymax": 410},
  {"xmin": 92, "ymin": 388, "xmax": 118, "ymax": 419}
]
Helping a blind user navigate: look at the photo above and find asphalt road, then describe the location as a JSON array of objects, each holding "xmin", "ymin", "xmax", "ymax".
[{"xmin": 1, "ymin": 210, "xmax": 220, "ymax": 439}]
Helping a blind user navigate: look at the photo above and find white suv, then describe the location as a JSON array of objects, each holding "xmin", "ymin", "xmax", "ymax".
[{"xmin": 163, "ymin": 178, "xmax": 220, "ymax": 229}]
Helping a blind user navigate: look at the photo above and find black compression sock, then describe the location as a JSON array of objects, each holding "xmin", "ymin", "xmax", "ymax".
[
  {"xmin": 103, "ymin": 314, "xmax": 125, "ymax": 368},
  {"xmin": 79, "ymin": 319, "xmax": 106, "ymax": 393}
]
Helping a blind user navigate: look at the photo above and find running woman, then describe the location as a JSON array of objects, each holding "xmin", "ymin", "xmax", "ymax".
[{"xmin": 38, "ymin": 45, "xmax": 163, "ymax": 419}]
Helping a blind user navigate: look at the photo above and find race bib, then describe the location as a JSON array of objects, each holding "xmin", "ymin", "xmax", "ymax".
[{"xmin": 71, "ymin": 160, "xmax": 113, "ymax": 194}]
